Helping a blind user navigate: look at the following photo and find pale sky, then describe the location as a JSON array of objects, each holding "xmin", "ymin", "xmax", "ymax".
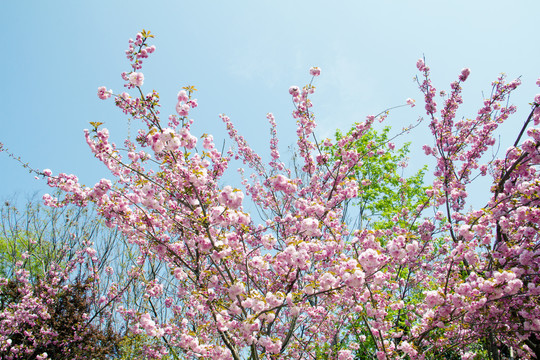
[{"xmin": 1, "ymin": 0, "xmax": 539, "ymax": 203}]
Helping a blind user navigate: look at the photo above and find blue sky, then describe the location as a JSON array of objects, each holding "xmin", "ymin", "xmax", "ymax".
[{"xmin": 1, "ymin": 1, "xmax": 539, "ymax": 204}]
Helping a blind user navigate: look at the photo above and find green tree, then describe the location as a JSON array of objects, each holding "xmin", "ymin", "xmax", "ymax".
[
  {"xmin": 0, "ymin": 198, "xmax": 130, "ymax": 359},
  {"xmin": 0, "ymin": 198, "xmax": 121, "ymax": 280},
  {"xmin": 324, "ymin": 125, "xmax": 428, "ymax": 231}
]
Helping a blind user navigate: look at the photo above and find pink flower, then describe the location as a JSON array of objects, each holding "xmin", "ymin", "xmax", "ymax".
[
  {"xmin": 271, "ymin": 174, "xmax": 297, "ymax": 194},
  {"xmin": 259, "ymin": 337, "xmax": 282, "ymax": 354},
  {"xmin": 533, "ymin": 107, "xmax": 540, "ymax": 125},
  {"xmin": 458, "ymin": 225, "xmax": 474, "ymax": 241},
  {"xmin": 405, "ymin": 240, "xmax": 419, "ymax": 255},
  {"xmin": 218, "ymin": 186, "xmax": 244, "ymax": 209},
  {"xmin": 416, "ymin": 59, "xmax": 425, "ymax": 71},
  {"xmin": 229, "ymin": 282, "xmax": 245, "ymax": 298},
  {"xmin": 97, "ymin": 86, "xmax": 112, "ymax": 100},
  {"xmin": 176, "ymin": 103, "xmax": 190, "ymax": 116},
  {"xmin": 536, "ymin": 77, "xmax": 540, "ymax": 86},
  {"xmin": 459, "ymin": 68, "xmax": 471, "ymax": 81},
  {"xmin": 289, "ymin": 86, "xmax": 300, "ymax": 96},
  {"xmin": 424, "ymin": 290, "xmax": 443, "ymax": 308},
  {"xmin": 398, "ymin": 341, "xmax": 418, "ymax": 357},
  {"xmin": 128, "ymin": 72, "xmax": 144, "ymax": 86},
  {"xmin": 177, "ymin": 90, "xmax": 189, "ymax": 102},
  {"xmin": 338, "ymin": 350, "xmax": 353, "ymax": 360},
  {"xmin": 504, "ymin": 278, "xmax": 523, "ymax": 295},
  {"xmin": 146, "ymin": 281, "xmax": 164, "ymax": 297},
  {"xmin": 261, "ymin": 234, "xmax": 277, "ymax": 249},
  {"xmin": 85, "ymin": 247, "xmax": 97, "ymax": 257},
  {"xmin": 406, "ymin": 98, "xmax": 415, "ymax": 107},
  {"xmin": 319, "ymin": 272, "xmax": 337, "ymax": 291},
  {"xmin": 345, "ymin": 269, "xmax": 365, "ymax": 288},
  {"xmin": 358, "ymin": 248, "xmax": 380, "ymax": 272},
  {"xmin": 309, "ymin": 67, "xmax": 321, "ymax": 76},
  {"xmin": 173, "ymin": 267, "xmax": 187, "ymax": 280},
  {"xmin": 203, "ymin": 134, "xmax": 214, "ymax": 150},
  {"xmin": 140, "ymin": 313, "xmax": 160, "ymax": 337},
  {"xmin": 300, "ymin": 217, "xmax": 319, "ymax": 236}
]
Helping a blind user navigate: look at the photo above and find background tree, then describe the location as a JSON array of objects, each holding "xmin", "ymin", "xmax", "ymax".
[
  {"xmin": 325, "ymin": 125, "xmax": 428, "ymax": 231},
  {"xmin": 0, "ymin": 197, "xmax": 138, "ymax": 359}
]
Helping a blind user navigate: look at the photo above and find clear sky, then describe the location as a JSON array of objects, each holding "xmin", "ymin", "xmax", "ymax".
[{"xmin": 1, "ymin": 0, "xmax": 539, "ymax": 203}]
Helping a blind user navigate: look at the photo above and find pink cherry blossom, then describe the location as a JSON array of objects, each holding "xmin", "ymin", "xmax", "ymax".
[
  {"xmin": 338, "ymin": 350, "xmax": 353, "ymax": 360},
  {"xmin": 459, "ymin": 67, "xmax": 471, "ymax": 81},
  {"xmin": 416, "ymin": 58, "xmax": 425, "ymax": 71},
  {"xmin": 309, "ymin": 66, "xmax": 321, "ymax": 76},
  {"xmin": 177, "ymin": 90, "xmax": 189, "ymax": 102},
  {"xmin": 128, "ymin": 72, "xmax": 144, "ymax": 86},
  {"xmin": 289, "ymin": 85, "xmax": 300, "ymax": 95},
  {"xmin": 97, "ymin": 86, "xmax": 112, "ymax": 100}
]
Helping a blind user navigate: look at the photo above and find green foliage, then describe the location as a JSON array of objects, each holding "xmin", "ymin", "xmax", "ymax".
[
  {"xmin": 0, "ymin": 200, "xmax": 67, "ymax": 280},
  {"xmin": 324, "ymin": 126, "xmax": 428, "ymax": 231},
  {"xmin": 0, "ymin": 197, "xmax": 127, "ymax": 281},
  {"xmin": 0, "ymin": 232, "xmax": 51, "ymax": 279}
]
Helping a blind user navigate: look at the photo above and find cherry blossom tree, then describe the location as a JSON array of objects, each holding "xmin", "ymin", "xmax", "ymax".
[{"xmin": 2, "ymin": 30, "xmax": 540, "ymax": 359}]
